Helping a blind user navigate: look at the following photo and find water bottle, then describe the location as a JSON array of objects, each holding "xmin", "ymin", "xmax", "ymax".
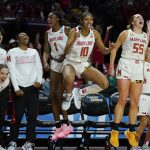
[{"xmin": 108, "ymin": 75, "xmax": 117, "ymax": 87}]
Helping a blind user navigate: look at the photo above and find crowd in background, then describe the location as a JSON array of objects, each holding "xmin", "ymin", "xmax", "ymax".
[
  {"xmin": 0, "ymin": 0, "xmax": 150, "ymax": 70},
  {"xmin": 0, "ymin": 0, "xmax": 150, "ymax": 23}
]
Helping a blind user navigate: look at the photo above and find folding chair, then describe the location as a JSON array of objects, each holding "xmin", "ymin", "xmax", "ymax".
[{"xmin": 81, "ymin": 93, "xmax": 112, "ymax": 150}]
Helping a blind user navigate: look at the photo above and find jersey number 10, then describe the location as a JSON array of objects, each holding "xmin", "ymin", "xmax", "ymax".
[{"xmin": 80, "ymin": 47, "xmax": 89, "ymax": 56}]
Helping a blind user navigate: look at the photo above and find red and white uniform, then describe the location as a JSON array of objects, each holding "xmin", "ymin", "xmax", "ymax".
[
  {"xmin": 0, "ymin": 47, "xmax": 6, "ymax": 64},
  {"xmin": 138, "ymin": 62, "xmax": 150, "ymax": 116},
  {"xmin": 47, "ymin": 25, "xmax": 68, "ymax": 73},
  {"xmin": 116, "ymin": 29, "xmax": 148, "ymax": 81},
  {"xmin": 64, "ymin": 26, "xmax": 95, "ymax": 78},
  {"xmin": 121, "ymin": 29, "xmax": 147, "ymax": 60},
  {"xmin": 7, "ymin": 47, "xmax": 43, "ymax": 92}
]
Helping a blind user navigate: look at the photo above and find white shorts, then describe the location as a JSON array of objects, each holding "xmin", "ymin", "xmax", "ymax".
[
  {"xmin": 50, "ymin": 60, "xmax": 63, "ymax": 73},
  {"xmin": 116, "ymin": 58, "xmax": 144, "ymax": 82},
  {"xmin": 63, "ymin": 59, "xmax": 89, "ymax": 78},
  {"xmin": 138, "ymin": 94, "xmax": 150, "ymax": 116}
]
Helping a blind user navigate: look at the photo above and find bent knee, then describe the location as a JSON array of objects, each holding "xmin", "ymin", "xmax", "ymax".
[
  {"xmin": 64, "ymin": 74, "xmax": 75, "ymax": 82},
  {"xmin": 101, "ymin": 80, "xmax": 109, "ymax": 89}
]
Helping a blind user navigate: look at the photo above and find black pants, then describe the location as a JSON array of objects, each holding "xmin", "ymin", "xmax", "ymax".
[
  {"xmin": 9, "ymin": 85, "xmax": 39, "ymax": 142},
  {"xmin": 0, "ymin": 86, "xmax": 9, "ymax": 144}
]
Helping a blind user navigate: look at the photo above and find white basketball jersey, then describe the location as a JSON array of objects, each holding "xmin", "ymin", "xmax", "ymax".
[
  {"xmin": 65, "ymin": 26, "xmax": 95, "ymax": 62},
  {"xmin": 142, "ymin": 62, "xmax": 150, "ymax": 93},
  {"xmin": 121, "ymin": 29, "xmax": 148, "ymax": 60},
  {"xmin": 0, "ymin": 47, "xmax": 6, "ymax": 64},
  {"xmin": 47, "ymin": 25, "xmax": 68, "ymax": 59}
]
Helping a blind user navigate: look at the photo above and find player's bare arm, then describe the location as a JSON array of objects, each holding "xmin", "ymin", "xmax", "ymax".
[
  {"xmin": 58, "ymin": 26, "xmax": 72, "ymax": 62},
  {"xmin": 64, "ymin": 29, "xmax": 78, "ymax": 56},
  {"xmin": 64, "ymin": 26, "xmax": 71, "ymax": 36},
  {"xmin": 146, "ymin": 20, "xmax": 150, "ymax": 43}
]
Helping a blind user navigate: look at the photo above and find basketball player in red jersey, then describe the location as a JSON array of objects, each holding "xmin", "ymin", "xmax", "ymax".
[
  {"xmin": 109, "ymin": 14, "xmax": 150, "ymax": 147},
  {"xmin": 43, "ymin": 11, "xmax": 73, "ymax": 140}
]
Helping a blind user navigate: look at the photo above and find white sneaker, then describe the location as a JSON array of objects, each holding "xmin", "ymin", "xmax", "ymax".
[
  {"xmin": 79, "ymin": 84, "xmax": 103, "ymax": 96},
  {"xmin": 0, "ymin": 145, "xmax": 6, "ymax": 150},
  {"xmin": 73, "ymin": 88, "xmax": 82, "ymax": 109},
  {"xmin": 142, "ymin": 144, "xmax": 150, "ymax": 150},
  {"xmin": 130, "ymin": 147, "xmax": 142, "ymax": 150},
  {"xmin": 7, "ymin": 141, "xmax": 17, "ymax": 150},
  {"xmin": 62, "ymin": 92, "xmax": 73, "ymax": 111},
  {"xmin": 22, "ymin": 142, "xmax": 34, "ymax": 150}
]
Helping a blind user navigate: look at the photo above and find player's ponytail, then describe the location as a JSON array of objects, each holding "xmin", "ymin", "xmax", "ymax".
[
  {"xmin": 128, "ymin": 15, "xmax": 135, "ymax": 30},
  {"xmin": 126, "ymin": 24, "xmax": 130, "ymax": 29}
]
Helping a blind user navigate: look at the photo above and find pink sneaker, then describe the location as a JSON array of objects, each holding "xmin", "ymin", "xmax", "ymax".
[
  {"xmin": 61, "ymin": 124, "xmax": 73, "ymax": 137},
  {"xmin": 51, "ymin": 127, "xmax": 65, "ymax": 140}
]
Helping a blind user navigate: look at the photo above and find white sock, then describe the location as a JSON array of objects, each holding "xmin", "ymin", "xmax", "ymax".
[
  {"xmin": 66, "ymin": 92, "xmax": 72, "ymax": 97},
  {"xmin": 79, "ymin": 84, "xmax": 103, "ymax": 96}
]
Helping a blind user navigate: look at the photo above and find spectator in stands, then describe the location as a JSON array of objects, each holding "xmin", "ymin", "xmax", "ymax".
[
  {"xmin": 109, "ymin": 14, "xmax": 150, "ymax": 148},
  {"xmin": 52, "ymin": 2, "xmax": 66, "ymax": 17},
  {"xmin": 59, "ymin": 0, "xmax": 71, "ymax": 10},
  {"xmin": 90, "ymin": 24, "xmax": 113, "ymax": 73},
  {"xmin": 43, "ymin": 11, "xmax": 73, "ymax": 141},
  {"xmin": 32, "ymin": 32, "xmax": 42, "ymax": 58},
  {"xmin": 7, "ymin": 39, "xmax": 17, "ymax": 50},
  {"xmin": 0, "ymin": 65, "xmax": 9, "ymax": 150},
  {"xmin": 82, "ymin": 5, "xmax": 89, "ymax": 13},
  {"xmin": 131, "ymin": 48, "xmax": 150, "ymax": 150},
  {"xmin": 7, "ymin": 32, "xmax": 43, "ymax": 150},
  {"xmin": 61, "ymin": 12, "xmax": 111, "ymax": 111}
]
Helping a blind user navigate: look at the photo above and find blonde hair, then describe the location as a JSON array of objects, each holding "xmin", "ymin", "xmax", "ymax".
[{"xmin": 128, "ymin": 15, "xmax": 135, "ymax": 30}]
